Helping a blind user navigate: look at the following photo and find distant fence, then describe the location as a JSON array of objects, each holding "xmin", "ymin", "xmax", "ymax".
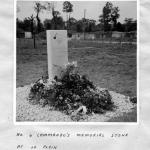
[
  {"xmin": 71, "ymin": 31, "xmax": 137, "ymax": 42},
  {"xmin": 17, "ymin": 31, "xmax": 137, "ymax": 49},
  {"xmin": 17, "ymin": 31, "xmax": 136, "ymax": 40}
]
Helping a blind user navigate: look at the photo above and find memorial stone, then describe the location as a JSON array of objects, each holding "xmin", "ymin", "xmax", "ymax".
[{"xmin": 46, "ymin": 30, "xmax": 68, "ymax": 79}]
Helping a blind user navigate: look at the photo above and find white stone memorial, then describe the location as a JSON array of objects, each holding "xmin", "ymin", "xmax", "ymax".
[{"xmin": 46, "ymin": 30, "xmax": 68, "ymax": 79}]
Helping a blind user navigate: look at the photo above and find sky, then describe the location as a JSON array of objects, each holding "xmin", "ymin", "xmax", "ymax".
[{"xmin": 17, "ymin": 1, "xmax": 137, "ymax": 24}]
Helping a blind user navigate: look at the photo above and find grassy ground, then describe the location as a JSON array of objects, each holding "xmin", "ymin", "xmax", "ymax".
[
  {"xmin": 17, "ymin": 38, "xmax": 137, "ymax": 97},
  {"xmin": 16, "ymin": 38, "xmax": 137, "ymax": 122},
  {"xmin": 108, "ymin": 107, "xmax": 137, "ymax": 122}
]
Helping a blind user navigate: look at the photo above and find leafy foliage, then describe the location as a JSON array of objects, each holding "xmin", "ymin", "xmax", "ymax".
[
  {"xmin": 99, "ymin": 2, "xmax": 120, "ymax": 31},
  {"xmin": 63, "ymin": 1, "xmax": 73, "ymax": 13},
  {"xmin": 28, "ymin": 62, "xmax": 114, "ymax": 117},
  {"xmin": 34, "ymin": 2, "xmax": 46, "ymax": 33},
  {"xmin": 63, "ymin": 1, "xmax": 73, "ymax": 29}
]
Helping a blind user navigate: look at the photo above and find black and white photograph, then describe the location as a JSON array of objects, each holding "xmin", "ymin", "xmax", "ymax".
[{"xmin": 16, "ymin": 1, "xmax": 137, "ymax": 122}]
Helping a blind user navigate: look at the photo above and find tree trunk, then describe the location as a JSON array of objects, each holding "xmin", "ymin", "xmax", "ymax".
[
  {"xmin": 66, "ymin": 13, "xmax": 68, "ymax": 30},
  {"xmin": 36, "ymin": 13, "xmax": 41, "ymax": 33},
  {"xmin": 52, "ymin": 10, "xmax": 57, "ymax": 30},
  {"xmin": 68, "ymin": 13, "xmax": 71, "ymax": 30}
]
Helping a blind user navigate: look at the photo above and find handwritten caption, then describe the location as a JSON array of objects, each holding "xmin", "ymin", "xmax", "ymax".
[{"xmin": 16, "ymin": 132, "xmax": 128, "ymax": 149}]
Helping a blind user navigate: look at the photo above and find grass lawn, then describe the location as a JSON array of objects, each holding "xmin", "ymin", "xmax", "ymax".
[
  {"xmin": 17, "ymin": 38, "xmax": 137, "ymax": 97},
  {"xmin": 16, "ymin": 38, "xmax": 137, "ymax": 122},
  {"xmin": 108, "ymin": 107, "xmax": 137, "ymax": 122}
]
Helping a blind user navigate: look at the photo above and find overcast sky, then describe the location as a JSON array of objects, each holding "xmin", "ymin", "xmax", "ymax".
[{"xmin": 17, "ymin": 1, "xmax": 137, "ymax": 23}]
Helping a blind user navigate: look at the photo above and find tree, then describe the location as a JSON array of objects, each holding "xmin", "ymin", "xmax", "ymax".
[
  {"xmin": 111, "ymin": 6, "xmax": 120, "ymax": 29},
  {"xmin": 34, "ymin": 2, "xmax": 45, "ymax": 33},
  {"xmin": 63, "ymin": 1, "xmax": 73, "ymax": 29},
  {"xmin": 69, "ymin": 17, "xmax": 77, "ymax": 25},
  {"xmin": 69, "ymin": 17, "xmax": 77, "ymax": 31},
  {"xmin": 17, "ymin": 19, "xmax": 24, "ymax": 30},
  {"xmin": 45, "ymin": 2, "xmax": 59, "ymax": 29},
  {"xmin": 44, "ymin": 16, "xmax": 64, "ymax": 30},
  {"xmin": 27, "ymin": 14, "xmax": 36, "ymax": 35},
  {"xmin": 44, "ymin": 19, "xmax": 52, "ymax": 30},
  {"xmin": 116, "ymin": 22, "xmax": 124, "ymax": 32},
  {"xmin": 99, "ymin": 2, "xmax": 112, "ymax": 31},
  {"xmin": 76, "ymin": 20, "xmax": 83, "ymax": 32},
  {"xmin": 86, "ymin": 19, "xmax": 96, "ymax": 32},
  {"xmin": 16, "ymin": 18, "xmax": 24, "ymax": 38},
  {"xmin": 99, "ymin": 2, "xmax": 120, "ymax": 31},
  {"xmin": 124, "ymin": 18, "xmax": 137, "ymax": 32},
  {"xmin": 51, "ymin": 11, "xmax": 64, "ymax": 29},
  {"xmin": 44, "ymin": 2, "xmax": 64, "ymax": 30},
  {"xmin": 23, "ymin": 18, "xmax": 32, "ymax": 31}
]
